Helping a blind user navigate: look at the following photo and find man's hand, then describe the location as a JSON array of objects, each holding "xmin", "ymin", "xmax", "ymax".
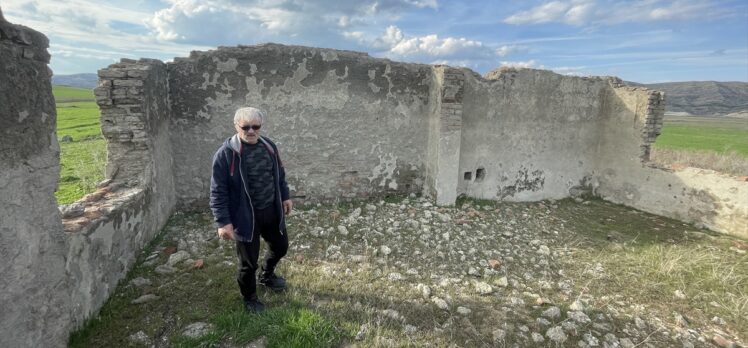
[
  {"xmin": 283, "ymin": 199, "xmax": 293, "ymax": 215},
  {"xmin": 217, "ymin": 223, "xmax": 235, "ymax": 241}
]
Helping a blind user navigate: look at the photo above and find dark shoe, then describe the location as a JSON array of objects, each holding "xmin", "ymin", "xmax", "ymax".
[
  {"xmin": 259, "ymin": 272, "xmax": 287, "ymax": 290},
  {"xmin": 244, "ymin": 298, "xmax": 265, "ymax": 313}
]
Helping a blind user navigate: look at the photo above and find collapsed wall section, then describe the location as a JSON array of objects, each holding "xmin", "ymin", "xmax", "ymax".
[
  {"xmin": 458, "ymin": 68, "xmax": 610, "ymax": 201},
  {"xmin": 0, "ymin": 16, "xmax": 71, "ymax": 348},
  {"xmin": 594, "ymin": 85, "xmax": 748, "ymax": 238},
  {"xmin": 167, "ymin": 44, "xmax": 434, "ymax": 206}
]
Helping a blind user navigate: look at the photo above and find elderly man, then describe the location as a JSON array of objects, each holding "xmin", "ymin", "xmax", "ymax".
[{"xmin": 210, "ymin": 106, "xmax": 293, "ymax": 313}]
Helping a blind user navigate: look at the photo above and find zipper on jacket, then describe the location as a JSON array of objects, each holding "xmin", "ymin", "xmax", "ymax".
[
  {"xmin": 237, "ymin": 149, "xmax": 256, "ymax": 242},
  {"xmin": 274, "ymin": 149, "xmax": 285, "ymax": 236}
]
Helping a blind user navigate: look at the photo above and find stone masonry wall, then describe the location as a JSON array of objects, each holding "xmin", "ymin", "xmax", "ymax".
[
  {"xmin": 0, "ymin": 16, "xmax": 72, "ymax": 348},
  {"xmin": 458, "ymin": 68, "xmax": 611, "ymax": 201},
  {"xmin": 60, "ymin": 58, "xmax": 177, "ymax": 324},
  {"xmin": 425, "ymin": 66, "xmax": 464, "ymax": 205},
  {"xmin": 167, "ymin": 44, "xmax": 434, "ymax": 206}
]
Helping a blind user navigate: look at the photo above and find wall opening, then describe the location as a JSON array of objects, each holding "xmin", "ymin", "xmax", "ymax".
[
  {"xmin": 475, "ymin": 168, "xmax": 485, "ymax": 182},
  {"xmin": 463, "ymin": 171, "xmax": 472, "ymax": 180}
]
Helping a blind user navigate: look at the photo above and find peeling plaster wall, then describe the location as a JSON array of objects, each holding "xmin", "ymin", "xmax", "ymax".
[
  {"xmin": 0, "ymin": 17, "xmax": 72, "ymax": 348},
  {"xmin": 168, "ymin": 44, "xmax": 433, "ymax": 206},
  {"xmin": 459, "ymin": 69, "xmax": 610, "ymax": 201},
  {"xmin": 595, "ymin": 87, "xmax": 748, "ymax": 238}
]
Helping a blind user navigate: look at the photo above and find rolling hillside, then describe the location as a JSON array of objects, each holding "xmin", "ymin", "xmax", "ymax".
[{"xmin": 629, "ymin": 81, "xmax": 748, "ymax": 116}]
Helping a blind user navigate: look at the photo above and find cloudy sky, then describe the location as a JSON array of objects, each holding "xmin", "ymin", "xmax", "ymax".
[{"xmin": 3, "ymin": 0, "xmax": 747, "ymax": 82}]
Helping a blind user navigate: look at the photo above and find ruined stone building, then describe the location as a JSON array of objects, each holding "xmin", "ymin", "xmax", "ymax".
[{"xmin": 1, "ymin": 14, "xmax": 746, "ymax": 347}]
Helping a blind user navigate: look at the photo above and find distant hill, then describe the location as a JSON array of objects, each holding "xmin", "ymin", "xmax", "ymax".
[
  {"xmin": 52, "ymin": 73, "xmax": 97, "ymax": 89},
  {"xmin": 627, "ymin": 81, "xmax": 748, "ymax": 116}
]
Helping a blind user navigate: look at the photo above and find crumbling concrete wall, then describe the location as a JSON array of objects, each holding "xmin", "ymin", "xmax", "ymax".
[
  {"xmin": 458, "ymin": 68, "xmax": 611, "ymax": 201},
  {"xmin": 595, "ymin": 85, "xmax": 748, "ymax": 238},
  {"xmin": 0, "ymin": 16, "xmax": 72, "ymax": 348},
  {"xmin": 167, "ymin": 44, "xmax": 433, "ymax": 205}
]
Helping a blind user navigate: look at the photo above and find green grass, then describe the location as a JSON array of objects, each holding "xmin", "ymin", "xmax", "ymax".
[
  {"xmin": 54, "ymin": 85, "xmax": 106, "ymax": 204},
  {"xmin": 654, "ymin": 116, "xmax": 748, "ymax": 157},
  {"xmin": 53, "ymin": 85, "xmax": 94, "ymax": 103},
  {"xmin": 57, "ymin": 138, "xmax": 106, "ymax": 204},
  {"xmin": 57, "ymin": 102, "xmax": 102, "ymax": 142}
]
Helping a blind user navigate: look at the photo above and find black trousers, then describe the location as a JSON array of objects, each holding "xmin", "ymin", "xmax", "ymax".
[{"xmin": 235, "ymin": 206, "xmax": 288, "ymax": 301}]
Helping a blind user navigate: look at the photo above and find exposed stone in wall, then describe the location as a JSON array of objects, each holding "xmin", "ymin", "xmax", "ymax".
[
  {"xmin": 425, "ymin": 66, "xmax": 464, "ymax": 205},
  {"xmin": 95, "ymin": 58, "xmax": 171, "ymax": 185},
  {"xmin": 0, "ymin": 16, "xmax": 71, "ymax": 348}
]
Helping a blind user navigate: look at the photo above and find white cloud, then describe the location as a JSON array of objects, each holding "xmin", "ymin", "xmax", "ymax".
[
  {"xmin": 145, "ymin": 0, "xmax": 441, "ymax": 45},
  {"xmin": 504, "ymin": 0, "xmax": 722, "ymax": 26},
  {"xmin": 360, "ymin": 25, "xmax": 497, "ymax": 62},
  {"xmin": 500, "ymin": 59, "xmax": 544, "ymax": 69},
  {"xmin": 496, "ymin": 45, "xmax": 529, "ymax": 57}
]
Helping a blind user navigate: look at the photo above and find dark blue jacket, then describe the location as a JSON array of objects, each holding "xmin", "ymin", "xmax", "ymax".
[{"xmin": 210, "ymin": 134, "xmax": 290, "ymax": 242}]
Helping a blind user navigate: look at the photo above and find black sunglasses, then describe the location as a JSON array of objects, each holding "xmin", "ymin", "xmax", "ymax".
[{"xmin": 239, "ymin": 124, "xmax": 261, "ymax": 131}]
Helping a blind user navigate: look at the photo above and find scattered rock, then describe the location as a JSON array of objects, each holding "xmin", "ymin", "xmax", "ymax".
[
  {"xmin": 711, "ymin": 316, "xmax": 726, "ymax": 325},
  {"xmin": 531, "ymin": 332, "xmax": 545, "ymax": 343},
  {"xmin": 546, "ymin": 326, "xmax": 567, "ymax": 344},
  {"xmin": 492, "ymin": 329, "xmax": 506, "ymax": 342},
  {"xmin": 568, "ymin": 311, "xmax": 591, "ymax": 324},
  {"xmin": 417, "ymin": 284, "xmax": 431, "ymax": 298},
  {"xmin": 712, "ymin": 335, "xmax": 736, "ymax": 348},
  {"xmin": 474, "ymin": 281, "xmax": 493, "ymax": 295},
  {"xmin": 494, "ymin": 276, "xmax": 508, "ymax": 287},
  {"xmin": 674, "ymin": 289, "xmax": 687, "ymax": 300},
  {"xmin": 569, "ymin": 299, "xmax": 585, "ymax": 311},
  {"xmin": 167, "ymin": 250, "xmax": 190, "ymax": 266},
  {"xmin": 60, "ymin": 135, "xmax": 73, "ymax": 142},
  {"xmin": 355, "ymin": 324, "xmax": 367, "ymax": 340},
  {"xmin": 337, "ymin": 225, "xmax": 349, "ymax": 236},
  {"xmin": 380, "ymin": 245, "xmax": 392, "ymax": 256},
  {"xmin": 537, "ymin": 245, "xmax": 551, "ymax": 255},
  {"xmin": 131, "ymin": 294, "xmax": 159, "ymax": 304},
  {"xmin": 404, "ymin": 324, "xmax": 417, "ymax": 335},
  {"xmin": 620, "ymin": 337, "xmax": 635, "ymax": 348},
  {"xmin": 182, "ymin": 322, "xmax": 212, "ymax": 338},
  {"xmin": 130, "ymin": 277, "xmax": 151, "ymax": 287},
  {"xmin": 128, "ymin": 330, "xmax": 149, "ymax": 344},
  {"xmin": 488, "ymin": 259, "xmax": 501, "ymax": 269},
  {"xmin": 59, "ymin": 203, "xmax": 85, "ymax": 219},
  {"xmin": 432, "ymin": 297, "xmax": 449, "ymax": 310},
  {"xmin": 541, "ymin": 306, "xmax": 561, "ymax": 319}
]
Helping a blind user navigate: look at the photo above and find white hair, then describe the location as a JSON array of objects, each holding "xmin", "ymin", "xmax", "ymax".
[{"xmin": 233, "ymin": 107, "xmax": 265, "ymax": 124}]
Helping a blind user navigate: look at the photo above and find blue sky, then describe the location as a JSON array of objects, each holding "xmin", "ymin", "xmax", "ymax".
[{"xmin": 3, "ymin": 0, "xmax": 747, "ymax": 82}]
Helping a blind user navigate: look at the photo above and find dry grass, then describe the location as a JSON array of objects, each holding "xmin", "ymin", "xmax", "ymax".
[{"xmin": 650, "ymin": 148, "xmax": 748, "ymax": 176}]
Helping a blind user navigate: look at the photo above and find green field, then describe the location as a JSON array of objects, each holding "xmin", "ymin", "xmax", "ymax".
[
  {"xmin": 53, "ymin": 86, "xmax": 106, "ymax": 205},
  {"xmin": 654, "ymin": 116, "xmax": 748, "ymax": 157},
  {"xmin": 53, "ymin": 85, "xmax": 96, "ymax": 102}
]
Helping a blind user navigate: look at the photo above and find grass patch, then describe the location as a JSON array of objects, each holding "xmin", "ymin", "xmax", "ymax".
[
  {"xmin": 53, "ymin": 85, "xmax": 94, "ymax": 103},
  {"xmin": 54, "ymin": 98, "xmax": 106, "ymax": 204},
  {"xmin": 654, "ymin": 116, "xmax": 748, "ymax": 156}
]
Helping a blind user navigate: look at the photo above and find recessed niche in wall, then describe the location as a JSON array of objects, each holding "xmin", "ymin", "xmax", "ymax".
[
  {"xmin": 464, "ymin": 171, "xmax": 472, "ymax": 180},
  {"xmin": 475, "ymin": 168, "xmax": 485, "ymax": 182}
]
